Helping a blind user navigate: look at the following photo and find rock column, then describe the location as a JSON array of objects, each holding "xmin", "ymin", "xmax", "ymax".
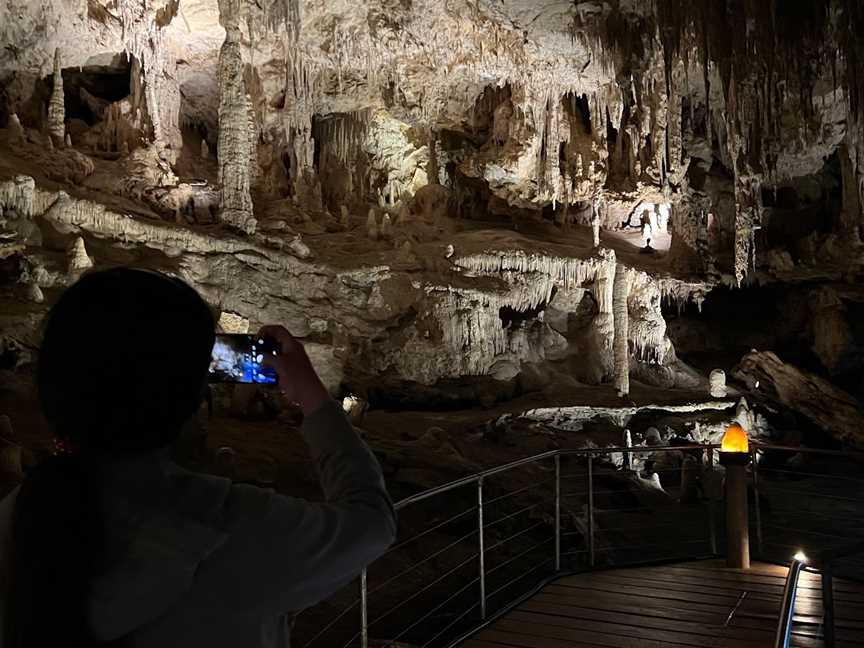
[
  {"xmin": 216, "ymin": 8, "xmax": 257, "ymax": 235},
  {"xmin": 47, "ymin": 48, "xmax": 65, "ymax": 145},
  {"xmin": 612, "ymin": 263, "xmax": 631, "ymax": 397}
]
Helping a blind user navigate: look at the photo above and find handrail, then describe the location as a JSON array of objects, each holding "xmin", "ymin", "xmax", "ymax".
[
  {"xmin": 356, "ymin": 442, "xmax": 720, "ymax": 648},
  {"xmin": 312, "ymin": 441, "xmax": 861, "ymax": 648},
  {"xmin": 774, "ymin": 558, "xmax": 805, "ymax": 648},
  {"xmin": 752, "ymin": 442, "xmax": 864, "ymax": 458},
  {"xmin": 395, "ymin": 443, "xmax": 719, "ymax": 510}
]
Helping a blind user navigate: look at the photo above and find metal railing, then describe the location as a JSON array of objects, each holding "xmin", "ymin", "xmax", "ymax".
[
  {"xmin": 775, "ymin": 557, "xmax": 806, "ymax": 648},
  {"xmin": 294, "ymin": 443, "xmax": 722, "ymax": 648},
  {"xmin": 756, "ymin": 444, "xmax": 864, "ymax": 648},
  {"xmin": 774, "ymin": 540, "xmax": 864, "ymax": 648},
  {"xmin": 294, "ymin": 441, "xmax": 864, "ymax": 648},
  {"xmin": 751, "ymin": 444, "xmax": 864, "ymax": 578}
]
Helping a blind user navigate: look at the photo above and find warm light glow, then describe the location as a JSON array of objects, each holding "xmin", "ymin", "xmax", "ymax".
[
  {"xmin": 721, "ymin": 423, "xmax": 749, "ymax": 453},
  {"xmin": 794, "ymin": 551, "xmax": 808, "ymax": 563}
]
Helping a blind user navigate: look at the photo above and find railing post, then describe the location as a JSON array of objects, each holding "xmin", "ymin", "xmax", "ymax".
[
  {"xmin": 751, "ymin": 447, "xmax": 764, "ymax": 558},
  {"xmin": 478, "ymin": 477, "xmax": 486, "ymax": 620},
  {"xmin": 587, "ymin": 454, "xmax": 595, "ymax": 568},
  {"xmin": 823, "ymin": 564, "xmax": 835, "ymax": 648},
  {"xmin": 360, "ymin": 568, "xmax": 368, "ymax": 648},
  {"xmin": 707, "ymin": 448, "xmax": 717, "ymax": 555},
  {"xmin": 721, "ymin": 451, "xmax": 751, "ymax": 569},
  {"xmin": 554, "ymin": 454, "xmax": 561, "ymax": 572}
]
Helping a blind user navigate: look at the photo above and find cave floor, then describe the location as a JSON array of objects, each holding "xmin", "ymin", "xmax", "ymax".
[{"xmin": 462, "ymin": 559, "xmax": 864, "ymax": 648}]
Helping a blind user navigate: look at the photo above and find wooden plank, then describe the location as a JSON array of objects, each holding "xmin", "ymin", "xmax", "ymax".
[
  {"xmin": 519, "ymin": 599, "xmax": 774, "ymax": 643},
  {"xmin": 533, "ymin": 588, "xmax": 749, "ymax": 621},
  {"xmin": 545, "ymin": 581, "xmax": 762, "ymax": 610},
  {"xmin": 476, "ymin": 628, "xmax": 606, "ymax": 648},
  {"xmin": 458, "ymin": 560, "xmax": 864, "ymax": 647},
  {"xmin": 549, "ymin": 577, "xmax": 861, "ymax": 621},
  {"xmin": 529, "ymin": 590, "xmax": 777, "ymax": 633},
  {"xmin": 630, "ymin": 563, "xmax": 864, "ymax": 596},
  {"xmin": 506, "ymin": 609, "xmax": 766, "ymax": 648},
  {"xmin": 492, "ymin": 618, "xmax": 671, "ymax": 648},
  {"xmin": 557, "ymin": 572, "xmax": 792, "ymax": 601},
  {"xmin": 496, "ymin": 619, "xmax": 716, "ymax": 648},
  {"xmin": 582, "ymin": 568, "xmax": 857, "ymax": 602},
  {"xmin": 461, "ymin": 640, "xmax": 556, "ymax": 648}
]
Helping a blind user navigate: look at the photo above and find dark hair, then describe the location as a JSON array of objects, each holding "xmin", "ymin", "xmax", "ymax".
[{"xmin": 6, "ymin": 268, "xmax": 215, "ymax": 647}]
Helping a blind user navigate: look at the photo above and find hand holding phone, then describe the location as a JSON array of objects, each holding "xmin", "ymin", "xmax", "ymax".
[
  {"xmin": 209, "ymin": 334, "xmax": 280, "ymax": 385},
  {"xmin": 258, "ymin": 325, "xmax": 329, "ymax": 415}
]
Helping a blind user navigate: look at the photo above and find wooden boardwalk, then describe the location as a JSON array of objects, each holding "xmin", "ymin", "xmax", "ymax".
[{"xmin": 461, "ymin": 560, "xmax": 864, "ymax": 648}]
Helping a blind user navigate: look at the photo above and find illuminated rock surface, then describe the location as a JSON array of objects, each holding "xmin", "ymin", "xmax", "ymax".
[{"xmin": 1, "ymin": 1, "xmax": 863, "ymax": 551}]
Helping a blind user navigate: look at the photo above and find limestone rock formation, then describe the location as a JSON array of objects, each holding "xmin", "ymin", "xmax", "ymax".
[
  {"xmin": 67, "ymin": 236, "xmax": 94, "ymax": 274},
  {"xmin": 47, "ymin": 49, "xmax": 65, "ymax": 145},
  {"xmin": 215, "ymin": 7, "xmax": 256, "ymax": 235},
  {"xmin": 0, "ymin": 1, "xmax": 863, "ymax": 486},
  {"xmin": 709, "ymin": 370, "xmax": 727, "ymax": 399},
  {"xmin": 732, "ymin": 351, "xmax": 864, "ymax": 448}
]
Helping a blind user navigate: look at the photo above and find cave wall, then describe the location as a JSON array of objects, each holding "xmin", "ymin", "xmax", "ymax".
[{"xmin": 1, "ymin": 0, "xmax": 863, "ymax": 403}]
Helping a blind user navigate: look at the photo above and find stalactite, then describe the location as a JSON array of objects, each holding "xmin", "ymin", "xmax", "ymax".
[
  {"xmin": 116, "ymin": 0, "xmax": 181, "ymax": 148},
  {"xmin": 733, "ymin": 173, "xmax": 762, "ymax": 287},
  {"xmin": 0, "ymin": 176, "xmax": 35, "ymax": 218}
]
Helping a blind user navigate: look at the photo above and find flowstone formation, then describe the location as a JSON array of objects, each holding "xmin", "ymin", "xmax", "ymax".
[{"xmin": 1, "ymin": 0, "xmax": 864, "ymax": 470}]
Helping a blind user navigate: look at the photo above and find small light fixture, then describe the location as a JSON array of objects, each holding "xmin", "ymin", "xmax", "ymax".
[{"xmin": 794, "ymin": 551, "xmax": 808, "ymax": 563}]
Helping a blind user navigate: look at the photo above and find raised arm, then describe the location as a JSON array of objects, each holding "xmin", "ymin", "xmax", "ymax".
[{"xmin": 194, "ymin": 327, "xmax": 395, "ymax": 614}]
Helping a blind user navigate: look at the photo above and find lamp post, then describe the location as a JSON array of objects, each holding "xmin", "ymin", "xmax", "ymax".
[{"xmin": 719, "ymin": 423, "xmax": 751, "ymax": 569}]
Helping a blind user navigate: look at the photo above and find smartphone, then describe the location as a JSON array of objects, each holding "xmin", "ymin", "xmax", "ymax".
[{"xmin": 208, "ymin": 334, "xmax": 279, "ymax": 384}]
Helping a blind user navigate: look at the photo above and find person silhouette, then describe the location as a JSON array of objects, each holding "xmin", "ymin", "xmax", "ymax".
[{"xmin": 0, "ymin": 268, "xmax": 395, "ymax": 647}]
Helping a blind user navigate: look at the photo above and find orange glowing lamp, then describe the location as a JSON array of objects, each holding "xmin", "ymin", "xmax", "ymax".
[{"xmin": 721, "ymin": 423, "xmax": 749, "ymax": 454}]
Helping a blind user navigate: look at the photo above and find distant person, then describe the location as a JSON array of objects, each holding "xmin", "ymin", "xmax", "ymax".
[{"xmin": 0, "ymin": 268, "xmax": 395, "ymax": 647}]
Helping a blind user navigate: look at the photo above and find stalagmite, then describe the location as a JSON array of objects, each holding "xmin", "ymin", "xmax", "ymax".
[
  {"xmin": 216, "ymin": 13, "xmax": 257, "ymax": 235},
  {"xmin": 591, "ymin": 196, "xmax": 602, "ymax": 248},
  {"xmin": 623, "ymin": 429, "xmax": 632, "ymax": 470},
  {"xmin": 8, "ymin": 114, "xmax": 24, "ymax": 145},
  {"xmin": 380, "ymin": 213, "xmax": 393, "ymax": 240},
  {"xmin": 709, "ymin": 369, "xmax": 727, "ymax": 398},
  {"xmin": 613, "ymin": 264, "xmax": 632, "ymax": 397},
  {"xmin": 24, "ymin": 282, "xmax": 43, "ymax": 303},
  {"xmin": 64, "ymin": 133, "xmax": 72, "ymax": 148},
  {"xmin": 339, "ymin": 205, "xmax": 350, "ymax": 229},
  {"xmin": 366, "ymin": 209, "xmax": 378, "ymax": 240},
  {"xmin": 47, "ymin": 48, "xmax": 65, "ymax": 145},
  {"xmin": 201, "ymin": 140, "xmax": 210, "ymax": 159},
  {"xmin": 67, "ymin": 236, "xmax": 93, "ymax": 274}
]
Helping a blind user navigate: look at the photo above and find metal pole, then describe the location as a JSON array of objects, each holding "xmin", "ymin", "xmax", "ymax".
[
  {"xmin": 554, "ymin": 454, "xmax": 561, "ymax": 572},
  {"xmin": 360, "ymin": 568, "xmax": 368, "ymax": 648},
  {"xmin": 478, "ymin": 478, "xmax": 486, "ymax": 620},
  {"xmin": 587, "ymin": 454, "xmax": 595, "ymax": 568},
  {"xmin": 822, "ymin": 564, "xmax": 835, "ymax": 648},
  {"xmin": 707, "ymin": 448, "xmax": 717, "ymax": 555},
  {"xmin": 751, "ymin": 448, "xmax": 763, "ymax": 558}
]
